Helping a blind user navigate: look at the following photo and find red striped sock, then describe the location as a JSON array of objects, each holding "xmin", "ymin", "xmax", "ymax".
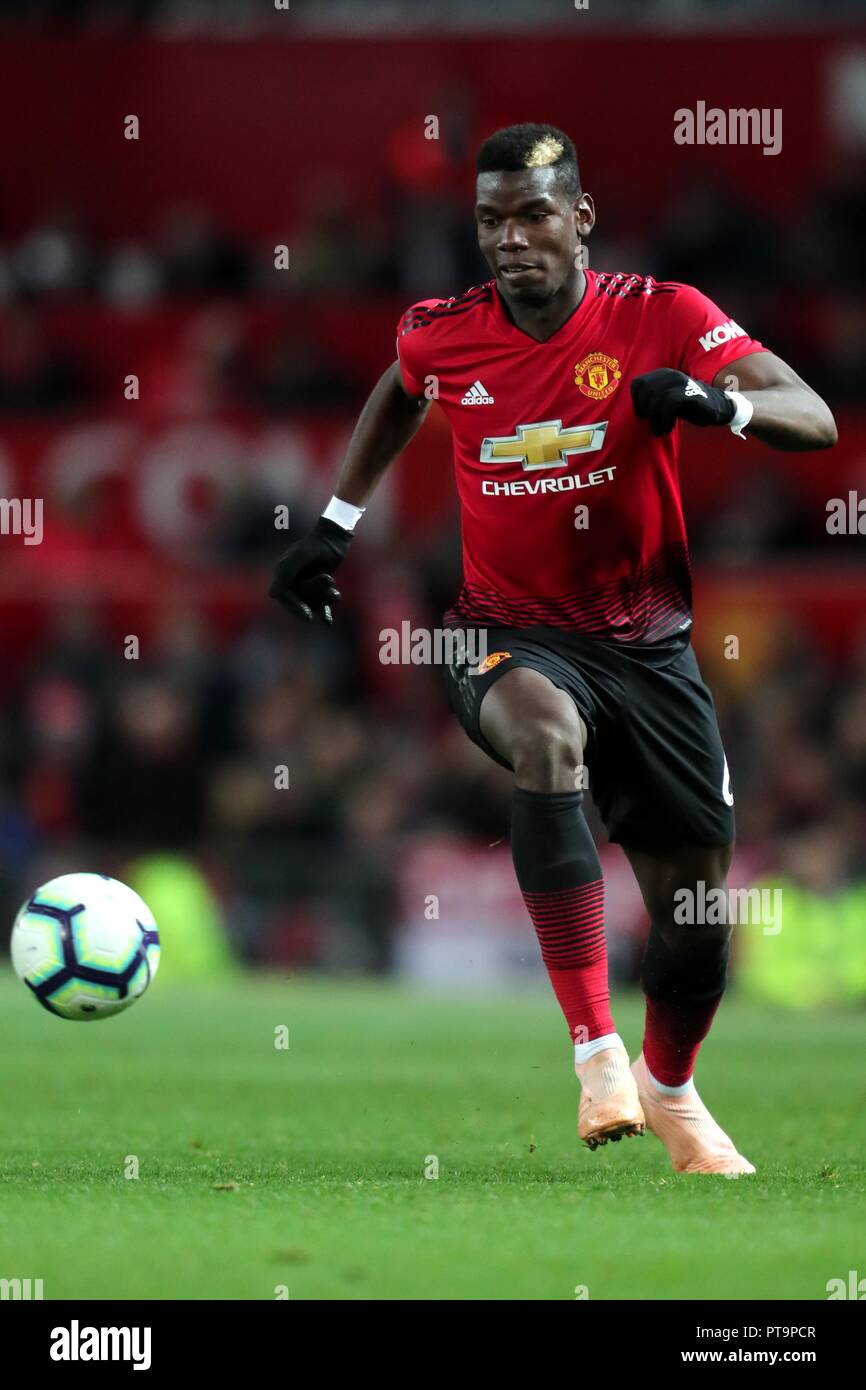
[
  {"xmin": 641, "ymin": 993, "xmax": 723, "ymax": 1088},
  {"xmin": 639, "ymin": 924, "xmax": 730, "ymax": 1087},
  {"xmin": 522, "ymin": 880, "xmax": 615, "ymax": 1042}
]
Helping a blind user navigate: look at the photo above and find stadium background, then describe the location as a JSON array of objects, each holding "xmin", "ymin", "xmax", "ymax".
[{"xmin": 1, "ymin": 0, "xmax": 866, "ymax": 1008}]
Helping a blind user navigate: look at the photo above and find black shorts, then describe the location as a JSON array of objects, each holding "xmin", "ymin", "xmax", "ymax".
[{"xmin": 443, "ymin": 625, "xmax": 735, "ymax": 852}]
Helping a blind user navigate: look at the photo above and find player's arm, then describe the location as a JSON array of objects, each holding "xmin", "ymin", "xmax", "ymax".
[
  {"xmin": 631, "ymin": 353, "xmax": 837, "ymax": 452},
  {"xmin": 268, "ymin": 361, "xmax": 431, "ymax": 623},
  {"xmin": 710, "ymin": 351, "xmax": 837, "ymax": 451},
  {"xmin": 631, "ymin": 283, "xmax": 837, "ymax": 452},
  {"xmin": 332, "ymin": 360, "xmax": 432, "ymax": 506}
]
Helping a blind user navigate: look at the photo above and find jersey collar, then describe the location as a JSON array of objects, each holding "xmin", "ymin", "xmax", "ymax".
[{"xmin": 491, "ymin": 268, "xmax": 595, "ymax": 345}]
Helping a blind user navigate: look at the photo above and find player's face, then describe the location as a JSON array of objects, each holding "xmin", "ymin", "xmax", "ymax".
[{"xmin": 475, "ymin": 168, "xmax": 593, "ymax": 306}]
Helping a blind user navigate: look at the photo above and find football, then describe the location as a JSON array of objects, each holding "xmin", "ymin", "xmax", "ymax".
[{"xmin": 11, "ymin": 873, "xmax": 160, "ymax": 1021}]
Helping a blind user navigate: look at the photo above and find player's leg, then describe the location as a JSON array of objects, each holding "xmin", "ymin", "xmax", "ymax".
[
  {"xmin": 623, "ymin": 841, "xmax": 753, "ymax": 1175},
  {"xmin": 626, "ymin": 840, "xmax": 734, "ymax": 1087},
  {"xmin": 479, "ymin": 666, "xmax": 645, "ymax": 1149},
  {"xmin": 589, "ymin": 637, "xmax": 753, "ymax": 1173},
  {"xmin": 586, "ymin": 639, "xmax": 756, "ymax": 1173}
]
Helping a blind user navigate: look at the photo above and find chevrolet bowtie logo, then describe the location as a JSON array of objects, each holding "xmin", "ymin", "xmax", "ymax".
[{"xmin": 480, "ymin": 419, "xmax": 608, "ymax": 471}]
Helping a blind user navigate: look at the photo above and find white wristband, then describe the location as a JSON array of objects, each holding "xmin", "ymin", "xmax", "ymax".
[
  {"xmin": 725, "ymin": 391, "xmax": 754, "ymax": 440},
  {"xmin": 322, "ymin": 495, "xmax": 366, "ymax": 532}
]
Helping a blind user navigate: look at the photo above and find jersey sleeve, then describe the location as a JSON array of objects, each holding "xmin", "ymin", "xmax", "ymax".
[
  {"xmin": 395, "ymin": 299, "xmax": 443, "ymax": 397},
  {"xmin": 669, "ymin": 282, "xmax": 768, "ymax": 383}
]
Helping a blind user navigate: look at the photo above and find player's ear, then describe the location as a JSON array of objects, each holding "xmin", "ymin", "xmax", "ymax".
[{"xmin": 576, "ymin": 192, "xmax": 595, "ymax": 238}]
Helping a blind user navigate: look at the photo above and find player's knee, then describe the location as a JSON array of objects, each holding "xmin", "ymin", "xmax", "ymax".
[
  {"xmin": 510, "ymin": 719, "xmax": 586, "ymax": 792},
  {"xmin": 669, "ymin": 918, "xmax": 732, "ymax": 956},
  {"xmin": 648, "ymin": 874, "xmax": 734, "ymax": 951},
  {"xmin": 640, "ymin": 845, "xmax": 735, "ymax": 932},
  {"xmin": 650, "ymin": 912, "xmax": 731, "ymax": 971}
]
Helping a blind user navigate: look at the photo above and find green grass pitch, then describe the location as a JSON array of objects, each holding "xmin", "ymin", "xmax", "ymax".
[{"xmin": 0, "ymin": 969, "xmax": 863, "ymax": 1300}]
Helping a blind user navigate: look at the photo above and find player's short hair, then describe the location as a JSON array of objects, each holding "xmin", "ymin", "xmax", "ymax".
[{"xmin": 476, "ymin": 123, "xmax": 581, "ymax": 201}]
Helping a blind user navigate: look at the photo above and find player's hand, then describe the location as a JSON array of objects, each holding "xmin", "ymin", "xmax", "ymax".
[
  {"xmin": 630, "ymin": 368, "xmax": 736, "ymax": 436},
  {"xmin": 268, "ymin": 516, "xmax": 353, "ymax": 624}
]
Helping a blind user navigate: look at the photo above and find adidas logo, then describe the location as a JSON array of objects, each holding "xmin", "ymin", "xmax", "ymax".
[
  {"xmin": 461, "ymin": 379, "xmax": 494, "ymax": 405},
  {"xmin": 683, "ymin": 378, "xmax": 708, "ymax": 398}
]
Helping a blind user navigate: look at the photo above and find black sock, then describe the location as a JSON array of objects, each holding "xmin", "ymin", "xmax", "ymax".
[
  {"xmin": 640, "ymin": 922, "xmax": 730, "ymax": 1007},
  {"xmin": 510, "ymin": 787, "xmax": 601, "ymax": 892},
  {"xmin": 511, "ymin": 788, "xmax": 614, "ymax": 1042}
]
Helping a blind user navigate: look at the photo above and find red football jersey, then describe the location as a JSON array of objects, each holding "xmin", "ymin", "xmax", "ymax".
[{"xmin": 396, "ymin": 270, "xmax": 767, "ymax": 643}]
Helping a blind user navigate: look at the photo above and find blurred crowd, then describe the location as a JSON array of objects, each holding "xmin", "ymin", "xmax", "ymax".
[
  {"xmin": 0, "ymin": 141, "xmax": 865, "ymax": 414},
  {"xmin": 2, "ymin": 522, "xmax": 866, "ymax": 978}
]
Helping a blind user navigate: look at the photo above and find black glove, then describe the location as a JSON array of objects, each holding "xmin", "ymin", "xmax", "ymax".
[
  {"xmin": 631, "ymin": 368, "xmax": 735, "ymax": 436},
  {"xmin": 268, "ymin": 515, "xmax": 353, "ymax": 623}
]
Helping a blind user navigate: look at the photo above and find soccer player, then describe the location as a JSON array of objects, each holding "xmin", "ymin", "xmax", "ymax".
[{"xmin": 270, "ymin": 124, "xmax": 837, "ymax": 1175}]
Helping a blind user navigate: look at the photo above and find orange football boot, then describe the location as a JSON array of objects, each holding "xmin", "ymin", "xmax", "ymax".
[
  {"xmin": 576, "ymin": 1044, "xmax": 646, "ymax": 1150},
  {"xmin": 631, "ymin": 1053, "xmax": 755, "ymax": 1176}
]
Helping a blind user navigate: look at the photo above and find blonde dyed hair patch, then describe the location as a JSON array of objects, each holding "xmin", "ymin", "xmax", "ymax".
[{"xmin": 523, "ymin": 135, "xmax": 565, "ymax": 169}]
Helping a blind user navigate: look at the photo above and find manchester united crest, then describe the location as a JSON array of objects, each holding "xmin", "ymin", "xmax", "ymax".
[
  {"xmin": 475, "ymin": 651, "xmax": 512, "ymax": 675},
  {"xmin": 574, "ymin": 352, "xmax": 622, "ymax": 401}
]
